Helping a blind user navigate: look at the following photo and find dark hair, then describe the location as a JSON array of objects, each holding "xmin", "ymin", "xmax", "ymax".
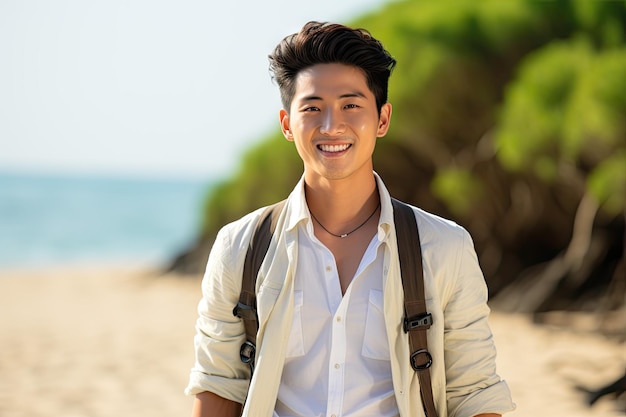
[{"xmin": 269, "ymin": 21, "xmax": 396, "ymax": 114}]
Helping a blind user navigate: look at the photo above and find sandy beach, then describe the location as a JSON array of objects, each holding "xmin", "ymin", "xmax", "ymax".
[{"xmin": 1, "ymin": 265, "xmax": 623, "ymax": 417}]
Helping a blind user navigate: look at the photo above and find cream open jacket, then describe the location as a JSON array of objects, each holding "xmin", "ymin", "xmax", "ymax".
[{"xmin": 186, "ymin": 174, "xmax": 515, "ymax": 417}]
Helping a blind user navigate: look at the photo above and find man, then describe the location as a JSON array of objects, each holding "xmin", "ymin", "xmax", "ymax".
[{"xmin": 186, "ymin": 21, "xmax": 515, "ymax": 417}]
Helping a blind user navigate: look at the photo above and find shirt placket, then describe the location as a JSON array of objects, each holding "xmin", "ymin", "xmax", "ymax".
[
  {"xmin": 324, "ymin": 251, "xmax": 346, "ymax": 417},
  {"xmin": 327, "ymin": 295, "xmax": 348, "ymax": 417}
]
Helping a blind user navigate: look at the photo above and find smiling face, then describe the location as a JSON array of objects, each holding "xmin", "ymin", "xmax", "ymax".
[{"xmin": 280, "ymin": 63, "xmax": 392, "ymax": 187}]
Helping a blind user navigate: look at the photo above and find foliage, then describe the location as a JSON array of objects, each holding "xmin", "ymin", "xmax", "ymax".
[
  {"xmin": 588, "ymin": 150, "xmax": 626, "ymax": 216},
  {"xmin": 201, "ymin": 134, "xmax": 300, "ymax": 235},
  {"xmin": 178, "ymin": 0, "xmax": 626, "ymax": 312},
  {"xmin": 496, "ymin": 38, "xmax": 626, "ymax": 193}
]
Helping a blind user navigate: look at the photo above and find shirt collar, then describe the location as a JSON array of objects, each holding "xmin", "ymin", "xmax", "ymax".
[
  {"xmin": 285, "ymin": 174, "xmax": 310, "ymax": 233},
  {"xmin": 285, "ymin": 172, "xmax": 395, "ymax": 244},
  {"xmin": 375, "ymin": 172, "xmax": 394, "ymax": 242}
]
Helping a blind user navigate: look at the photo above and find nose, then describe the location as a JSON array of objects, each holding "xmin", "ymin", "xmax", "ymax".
[{"xmin": 319, "ymin": 108, "xmax": 346, "ymax": 136}]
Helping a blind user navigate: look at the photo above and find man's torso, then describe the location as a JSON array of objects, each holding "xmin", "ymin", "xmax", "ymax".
[{"xmin": 275, "ymin": 220, "xmax": 399, "ymax": 417}]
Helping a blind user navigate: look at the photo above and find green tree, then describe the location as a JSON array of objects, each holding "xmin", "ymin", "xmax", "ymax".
[{"xmin": 170, "ymin": 0, "xmax": 626, "ymax": 317}]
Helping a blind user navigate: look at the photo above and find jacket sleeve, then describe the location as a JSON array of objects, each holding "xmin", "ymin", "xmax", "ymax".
[
  {"xmin": 185, "ymin": 225, "xmax": 251, "ymax": 403},
  {"xmin": 443, "ymin": 228, "xmax": 515, "ymax": 417}
]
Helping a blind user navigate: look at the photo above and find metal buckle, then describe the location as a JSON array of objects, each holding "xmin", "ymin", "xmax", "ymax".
[
  {"xmin": 410, "ymin": 349, "xmax": 433, "ymax": 371},
  {"xmin": 403, "ymin": 313, "xmax": 433, "ymax": 333},
  {"xmin": 239, "ymin": 341, "xmax": 256, "ymax": 368}
]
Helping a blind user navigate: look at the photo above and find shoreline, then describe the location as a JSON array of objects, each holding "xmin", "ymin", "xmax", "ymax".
[{"xmin": 0, "ymin": 265, "xmax": 623, "ymax": 416}]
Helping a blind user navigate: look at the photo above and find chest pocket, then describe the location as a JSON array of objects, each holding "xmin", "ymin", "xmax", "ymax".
[
  {"xmin": 285, "ymin": 290, "xmax": 305, "ymax": 358},
  {"xmin": 361, "ymin": 289, "xmax": 390, "ymax": 360}
]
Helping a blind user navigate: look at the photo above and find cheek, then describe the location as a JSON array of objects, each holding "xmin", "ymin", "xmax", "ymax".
[
  {"xmin": 297, "ymin": 116, "xmax": 319, "ymax": 132},
  {"xmin": 288, "ymin": 116, "xmax": 309, "ymax": 135},
  {"xmin": 293, "ymin": 139, "xmax": 313, "ymax": 161},
  {"xmin": 346, "ymin": 111, "xmax": 379, "ymax": 133},
  {"xmin": 351, "ymin": 117, "xmax": 377, "ymax": 135}
]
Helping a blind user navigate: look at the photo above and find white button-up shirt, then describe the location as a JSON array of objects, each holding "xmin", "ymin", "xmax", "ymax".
[
  {"xmin": 186, "ymin": 173, "xmax": 515, "ymax": 417},
  {"xmin": 275, "ymin": 210, "xmax": 398, "ymax": 416}
]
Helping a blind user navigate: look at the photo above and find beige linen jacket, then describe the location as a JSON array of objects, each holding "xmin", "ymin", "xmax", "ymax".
[{"xmin": 186, "ymin": 174, "xmax": 515, "ymax": 417}]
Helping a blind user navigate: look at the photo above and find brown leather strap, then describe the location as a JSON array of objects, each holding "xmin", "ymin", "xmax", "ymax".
[
  {"xmin": 392, "ymin": 198, "xmax": 438, "ymax": 417},
  {"xmin": 236, "ymin": 198, "xmax": 437, "ymax": 416},
  {"xmin": 235, "ymin": 200, "xmax": 286, "ymax": 373}
]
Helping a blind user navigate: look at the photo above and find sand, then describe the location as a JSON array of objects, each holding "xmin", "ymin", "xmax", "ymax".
[{"xmin": 0, "ymin": 265, "xmax": 623, "ymax": 417}]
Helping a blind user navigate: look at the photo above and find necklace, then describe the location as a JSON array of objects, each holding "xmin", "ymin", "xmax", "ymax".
[{"xmin": 310, "ymin": 201, "xmax": 381, "ymax": 238}]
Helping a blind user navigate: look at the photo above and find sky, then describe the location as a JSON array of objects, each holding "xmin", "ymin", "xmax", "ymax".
[{"xmin": 0, "ymin": 0, "xmax": 390, "ymax": 181}]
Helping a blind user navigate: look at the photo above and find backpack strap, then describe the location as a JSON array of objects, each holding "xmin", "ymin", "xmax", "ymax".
[
  {"xmin": 392, "ymin": 198, "xmax": 437, "ymax": 417},
  {"xmin": 234, "ymin": 197, "xmax": 437, "ymax": 417},
  {"xmin": 233, "ymin": 200, "xmax": 286, "ymax": 375}
]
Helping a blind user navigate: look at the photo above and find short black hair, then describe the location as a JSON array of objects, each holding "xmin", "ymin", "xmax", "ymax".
[{"xmin": 269, "ymin": 21, "xmax": 396, "ymax": 114}]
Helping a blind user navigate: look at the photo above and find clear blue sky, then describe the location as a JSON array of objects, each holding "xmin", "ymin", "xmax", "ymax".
[{"xmin": 0, "ymin": 0, "xmax": 389, "ymax": 180}]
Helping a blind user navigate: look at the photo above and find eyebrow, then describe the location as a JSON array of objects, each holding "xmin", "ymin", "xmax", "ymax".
[{"xmin": 299, "ymin": 91, "xmax": 368, "ymax": 102}]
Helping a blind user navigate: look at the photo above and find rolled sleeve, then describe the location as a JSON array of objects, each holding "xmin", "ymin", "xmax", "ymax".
[
  {"xmin": 184, "ymin": 225, "xmax": 251, "ymax": 403},
  {"xmin": 444, "ymin": 229, "xmax": 515, "ymax": 417},
  {"xmin": 452, "ymin": 380, "xmax": 515, "ymax": 417}
]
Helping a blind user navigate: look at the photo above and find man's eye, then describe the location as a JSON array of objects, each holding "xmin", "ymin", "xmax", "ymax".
[
  {"xmin": 345, "ymin": 104, "xmax": 359, "ymax": 109},
  {"xmin": 303, "ymin": 106, "xmax": 320, "ymax": 112}
]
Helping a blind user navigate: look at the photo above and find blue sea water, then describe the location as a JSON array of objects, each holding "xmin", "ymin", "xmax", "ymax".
[{"xmin": 0, "ymin": 171, "xmax": 214, "ymax": 269}]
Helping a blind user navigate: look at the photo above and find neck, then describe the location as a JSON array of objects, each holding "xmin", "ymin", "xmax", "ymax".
[{"xmin": 304, "ymin": 173, "xmax": 379, "ymax": 232}]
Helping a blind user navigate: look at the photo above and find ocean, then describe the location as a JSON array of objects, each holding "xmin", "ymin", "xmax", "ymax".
[{"xmin": 0, "ymin": 171, "xmax": 214, "ymax": 269}]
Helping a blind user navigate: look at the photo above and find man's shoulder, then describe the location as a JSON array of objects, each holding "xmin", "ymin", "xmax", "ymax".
[
  {"xmin": 407, "ymin": 204, "xmax": 469, "ymax": 245},
  {"xmin": 215, "ymin": 204, "xmax": 279, "ymax": 249},
  {"xmin": 220, "ymin": 204, "xmax": 275, "ymax": 233}
]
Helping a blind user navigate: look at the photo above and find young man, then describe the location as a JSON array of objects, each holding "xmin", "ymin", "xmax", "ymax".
[{"xmin": 186, "ymin": 21, "xmax": 515, "ymax": 417}]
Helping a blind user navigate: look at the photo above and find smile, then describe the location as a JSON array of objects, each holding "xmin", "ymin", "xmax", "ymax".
[{"xmin": 318, "ymin": 144, "xmax": 351, "ymax": 153}]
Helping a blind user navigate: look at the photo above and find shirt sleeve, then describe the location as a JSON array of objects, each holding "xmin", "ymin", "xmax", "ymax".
[
  {"xmin": 185, "ymin": 225, "xmax": 251, "ymax": 403},
  {"xmin": 443, "ymin": 228, "xmax": 515, "ymax": 417}
]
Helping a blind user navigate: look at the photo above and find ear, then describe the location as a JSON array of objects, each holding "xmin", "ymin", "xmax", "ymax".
[
  {"xmin": 279, "ymin": 109, "xmax": 293, "ymax": 141},
  {"xmin": 376, "ymin": 102, "xmax": 392, "ymax": 138}
]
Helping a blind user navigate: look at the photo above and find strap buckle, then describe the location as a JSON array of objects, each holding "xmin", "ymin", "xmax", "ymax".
[
  {"xmin": 410, "ymin": 348, "xmax": 433, "ymax": 371},
  {"xmin": 403, "ymin": 313, "xmax": 433, "ymax": 333},
  {"xmin": 233, "ymin": 301, "xmax": 257, "ymax": 320},
  {"xmin": 239, "ymin": 341, "xmax": 256, "ymax": 372}
]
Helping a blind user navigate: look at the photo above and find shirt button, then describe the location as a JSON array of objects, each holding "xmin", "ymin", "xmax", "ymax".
[
  {"xmin": 334, "ymin": 363, "xmax": 340, "ymax": 369},
  {"xmin": 336, "ymin": 316, "xmax": 342, "ymax": 322},
  {"xmin": 326, "ymin": 265, "xmax": 332, "ymax": 272},
  {"xmin": 331, "ymin": 414, "xmax": 337, "ymax": 417}
]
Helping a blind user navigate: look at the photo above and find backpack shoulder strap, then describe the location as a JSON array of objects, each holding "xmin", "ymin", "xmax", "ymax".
[
  {"xmin": 233, "ymin": 200, "xmax": 286, "ymax": 373},
  {"xmin": 392, "ymin": 198, "xmax": 438, "ymax": 417},
  {"xmin": 235, "ymin": 197, "xmax": 437, "ymax": 417}
]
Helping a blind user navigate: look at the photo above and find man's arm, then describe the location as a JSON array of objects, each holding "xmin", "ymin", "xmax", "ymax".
[
  {"xmin": 192, "ymin": 391, "xmax": 242, "ymax": 417},
  {"xmin": 442, "ymin": 228, "xmax": 515, "ymax": 415}
]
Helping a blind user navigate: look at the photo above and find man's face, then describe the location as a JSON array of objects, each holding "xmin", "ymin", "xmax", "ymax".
[{"xmin": 280, "ymin": 63, "xmax": 391, "ymax": 186}]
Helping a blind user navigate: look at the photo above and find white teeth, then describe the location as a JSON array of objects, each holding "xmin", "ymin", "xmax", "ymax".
[{"xmin": 319, "ymin": 144, "xmax": 350, "ymax": 152}]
